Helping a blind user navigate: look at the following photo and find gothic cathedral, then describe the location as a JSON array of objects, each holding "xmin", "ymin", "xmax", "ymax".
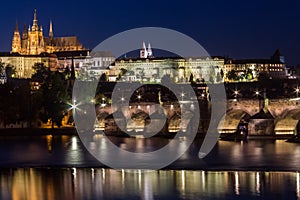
[{"xmin": 11, "ymin": 10, "xmax": 84, "ymax": 55}]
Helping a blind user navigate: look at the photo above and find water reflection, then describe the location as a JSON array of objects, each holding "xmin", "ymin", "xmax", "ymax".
[{"xmin": 1, "ymin": 169, "xmax": 299, "ymax": 200}]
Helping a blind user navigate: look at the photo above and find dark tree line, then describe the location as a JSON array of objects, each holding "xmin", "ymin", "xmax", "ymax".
[
  {"xmin": 0, "ymin": 63, "xmax": 70, "ymax": 128},
  {"xmin": 33, "ymin": 63, "xmax": 70, "ymax": 128}
]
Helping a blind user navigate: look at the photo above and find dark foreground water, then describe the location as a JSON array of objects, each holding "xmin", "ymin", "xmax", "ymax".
[
  {"xmin": 0, "ymin": 168, "xmax": 299, "ymax": 200},
  {"xmin": 0, "ymin": 135, "xmax": 299, "ymax": 199}
]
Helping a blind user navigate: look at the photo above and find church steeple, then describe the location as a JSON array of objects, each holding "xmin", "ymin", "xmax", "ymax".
[
  {"xmin": 147, "ymin": 43, "xmax": 153, "ymax": 57},
  {"xmin": 14, "ymin": 21, "xmax": 19, "ymax": 32},
  {"xmin": 49, "ymin": 20, "xmax": 53, "ymax": 38},
  {"xmin": 140, "ymin": 41, "xmax": 147, "ymax": 58},
  {"xmin": 32, "ymin": 9, "xmax": 39, "ymax": 31},
  {"xmin": 11, "ymin": 20, "xmax": 21, "ymax": 53},
  {"xmin": 22, "ymin": 23, "xmax": 28, "ymax": 40}
]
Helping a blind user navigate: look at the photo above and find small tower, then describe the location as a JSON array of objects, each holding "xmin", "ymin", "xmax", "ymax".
[
  {"xmin": 140, "ymin": 42, "xmax": 147, "ymax": 58},
  {"xmin": 147, "ymin": 43, "xmax": 153, "ymax": 58},
  {"xmin": 22, "ymin": 23, "xmax": 28, "ymax": 39},
  {"xmin": 11, "ymin": 21, "xmax": 21, "ymax": 53},
  {"xmin": 49, "ymin": 20, "xmax": 53, "ymax": 38}
]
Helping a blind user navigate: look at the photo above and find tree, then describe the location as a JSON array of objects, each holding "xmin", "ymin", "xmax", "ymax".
[
  {"xmin": 5, "ymin": 64, "xmax": 16, "ymax": 78},
  {"xmin": 0, "ymin": 82, "xmax": 19, "ymax": 126},
  {"xmin": 39, "ymin": 71, "xmax": 69, "ymax": 128},
  {"xmin": 227, "ymin": 70, "xmax": 238, "ymax": 81},
  {"xmin": 99, "ymin": 73, "xmax": 107, "ymax": 82},
  {"xmin": 32, "ymin": 63, "xmax": 50, "ymax": 82},
  {"xmin": 63, "ymin": 66, "xmax": 71, "ymax": 79},
  {"xmin": 189, "ymin": 73, "xmax": 194, "ymax": 83},
  {"xmin": 257, "ymin": 72, "xmax": 270, "ymax": 87},
  {"xmin": 0, "ymin": 62, "xmax": 5, "ymax": 76},
  {"xmin": 117, "ymin": 68, "xmax": 128, "ymax": 81},
  {"xmin": 246, "ymin": 69, "xmax": 253, "ymax": 80},
  {"xmin": 220, "ymin": 69, "xmax": 224, "ymax": 79}
]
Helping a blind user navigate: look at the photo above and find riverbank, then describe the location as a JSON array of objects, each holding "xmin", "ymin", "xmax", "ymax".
[
  {"xmin": 220, "ymin": 132, "xmax": 294, "ymax": 141},
  {"xmin": 0, "ymin": 128, "xmax": 296, "ymax": 142},
  {"xmin": 0, "ymin": 127, "xmax": 77, "ymax": 135}
]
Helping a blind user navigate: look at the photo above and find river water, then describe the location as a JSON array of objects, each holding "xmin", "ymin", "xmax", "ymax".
[{"xmin": 0, "ymin": 135, "xmax": 299, "ymax": 199}]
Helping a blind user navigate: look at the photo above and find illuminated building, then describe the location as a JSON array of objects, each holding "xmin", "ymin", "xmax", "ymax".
[
  {"xmin": 224, "ymin": 50, "xmax": 287, "ymax": 82},
  {"xmin": 11, "ymin": 9, "xmax": 84, "ymax": 55},
  {"xmin": 0, "ymin": 52, "xmax": 59, "ymax": 78},
  {"xmin": 0, "ymin": 9, "xmax": 86, "ymax": 78},
  {"xmin": 108, "ymin": 56, "xmax": 225, "ymax": 83}
]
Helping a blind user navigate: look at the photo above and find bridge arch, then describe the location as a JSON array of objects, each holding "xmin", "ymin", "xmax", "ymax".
[
  {"xmin": 274, "ymin": 108, "xmax": 300, "ymax": 135},
  {"xmin": 218, "ymin": 109, "xmax": 251, "ymax": 134},
  {"xmin": 168, "ymin": 111, "xmax": 194, "ymax": 133},
  {"xmin": 94, "ymin": 111, "xmax": 110, "ymax": 131},
  {"xmin": 126, "ymin": 110, "xmax": 149, "ymax": 132}
]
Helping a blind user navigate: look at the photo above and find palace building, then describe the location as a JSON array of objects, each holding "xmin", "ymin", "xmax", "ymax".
[{"xmin": 11, "ymin": 9, "xmax": 84, "ymax": 55}]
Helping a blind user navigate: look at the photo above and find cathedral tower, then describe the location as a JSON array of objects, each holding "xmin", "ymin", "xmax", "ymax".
[
  {"xmin": 27, "ymin": 9, "xmax": 45, "ymax": 55},
  {"xmin": 11, "ymin": 21, "xmax": 21, "ymax": 53},
  {"xmin": 49, "ymin": 20, "xmax": 53, "ymax": 38}
]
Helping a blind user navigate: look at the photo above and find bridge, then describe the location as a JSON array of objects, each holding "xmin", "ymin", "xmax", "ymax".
[
  {"xmin": 220, "ymin": 98, "xmax": 300, "ymax": 135},
  {"xmin": 94, "ymin": 98, "xmax": 300, "ymax": 136}
]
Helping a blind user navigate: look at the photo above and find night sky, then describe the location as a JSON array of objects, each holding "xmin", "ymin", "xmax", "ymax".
[{"xmin": 0, "ymin": 0, "xmax": 299, "ymax": 65}]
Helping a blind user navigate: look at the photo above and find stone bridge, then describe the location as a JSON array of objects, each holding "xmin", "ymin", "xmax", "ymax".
[
  {"xmin": 219, "ymin": 98, "xmax": 300, "ymax": 135},
  {"xmin": 94, "ymin": 101, "xmax": 199, "ymax": 134},
  {"xmin": 94, "ymin": 98, "xmax": 300, "ymax": 136}
]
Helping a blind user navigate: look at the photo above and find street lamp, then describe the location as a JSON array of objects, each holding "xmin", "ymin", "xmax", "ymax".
[
  {"xmin": 233, "ymin": 89, "xmax": 239, "ymax": 101},
  {"xmin": 180, "ymin": 92, "xmax": 185, "ymax": 101},
  {"xmin": 254, "ymin": 89, "xmax": 260, "ymax": 98},
  {"xmin": 101, "ymin": 97, "xmax": 106, "ymax": 107},
  {"xmin": 295, "ymin": 86, "xmax": 299, "ymax": 98}
]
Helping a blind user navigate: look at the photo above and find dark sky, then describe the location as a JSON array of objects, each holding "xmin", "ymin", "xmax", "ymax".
[{"xmin": 0, "ymin": 0, "xmax": 299, "ymax": 65}]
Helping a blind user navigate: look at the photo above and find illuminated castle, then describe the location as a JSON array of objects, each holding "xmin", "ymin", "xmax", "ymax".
[{"xmin": 11, "ymin": 9, "xmax": 84, "ymax": 55}]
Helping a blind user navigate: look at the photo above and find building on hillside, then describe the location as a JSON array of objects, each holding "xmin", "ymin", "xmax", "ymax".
[
  {"xmin": 0, "ymin": 52, "xmax": 59, "ymax": 78},
  {"xmin": 11, "ymin": 9, "xmax": 84, "ymax": 55},
  {"xmin": 224, "ymin": 50, "xmax": 287, "ymax": 82},
  {"xmin": 53, "ymin": 50, "xmax": 115, "ymax": 80},
  {"xmin": 2, "ymin": 9, "xmax": 86, "ymax": 78},
  {"xmin": 107, "ymin": 56, "xmax": 225, "ymax": 83}
]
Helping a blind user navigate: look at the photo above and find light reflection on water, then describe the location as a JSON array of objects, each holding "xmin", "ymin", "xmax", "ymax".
[
  {"xmin": 0, "ymin": 136, "xmax": 300, "ymax": 170},
  {"xmin": 0, "ymin": 169, "xmax": 298, "ymax": 200},
  {"xmin": 0, "ymin": 136, "xmax": 300, "ymax": 199}
]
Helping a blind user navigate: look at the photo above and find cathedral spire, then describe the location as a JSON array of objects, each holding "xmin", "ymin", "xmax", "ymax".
[
  {"xmin": 147, "ymin": 43, "xmax": 153, "ymax": 58},
  {"xmin": 22, "ymin": 23, "xmax": 28, "ymax": 40},
  {"xmin": 14, "ymin": 20, "xmax": 20, "ymax": 32},
  {"xmin": 49, "ymin": 20, "xmax": 53, "ymax": 38},
  {"xmin": 23, "ymin": 23, "xmax": 27, "ymax": 33},
  {"xmin": 12, "ymin": 21, "xmax": 21, "ymax": 53},
  {"xmin": 34, "ymin": 9, "xmax": 37, "ymax": 22},
  {"xmin": 140, "ymin": 42, "xmax": 147, "ymax": 58},
  {"xmin": 32, "ymin": 9, "xmax": 38, "ymax": 31}
]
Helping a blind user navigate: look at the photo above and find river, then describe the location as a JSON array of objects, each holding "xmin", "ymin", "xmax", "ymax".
[{"xmin": 0, "ymin": 135, "xmax": 299, "ymax": 199}]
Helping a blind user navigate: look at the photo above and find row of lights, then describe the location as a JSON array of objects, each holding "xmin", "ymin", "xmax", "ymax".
[
  {"xmin": 71, "ymin": 86, "xmax": 300, "ymax": 111},
  {"xmin": 232, "ymin": 86, "xmax": 300, "ymax": 98}
]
